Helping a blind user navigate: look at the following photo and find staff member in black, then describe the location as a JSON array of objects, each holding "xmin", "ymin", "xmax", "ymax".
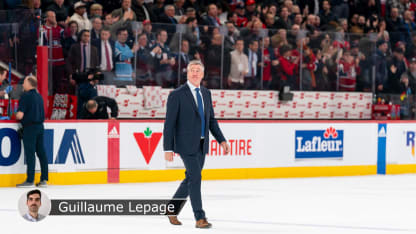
[
  {"xmin": 79, "ymin": 96, "xmax": 118, "ymax": 119},
  {"xmin": 16, "ymin": 76, "xmax": 49, "ymax": 188}
]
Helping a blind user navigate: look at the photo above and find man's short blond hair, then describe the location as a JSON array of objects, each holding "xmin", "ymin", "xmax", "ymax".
[
  {"xmin": 187, "ymin": 60, "xmax": 204, "ymax": 72},
  {"xmin": 26, "ymin": 76, "xmax": 37, "ymax": 88}
]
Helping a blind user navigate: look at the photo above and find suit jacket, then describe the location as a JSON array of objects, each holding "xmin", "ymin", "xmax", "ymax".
[
  {"xmin": 163, "ymin": 84, "xmax": 226, "ymax": 155},
  {"xmin": 66, "ymin": 43, "xmax": 99, "ymax": 74},
  {"xmin": 92, "ymin": 39, "xmax": 116, "ymax": 71}
]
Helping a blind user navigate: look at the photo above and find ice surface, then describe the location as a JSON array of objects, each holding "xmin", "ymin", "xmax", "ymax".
[{"xmin": 1, "ymin": 175, "xmax": 416, "ymax": 234}]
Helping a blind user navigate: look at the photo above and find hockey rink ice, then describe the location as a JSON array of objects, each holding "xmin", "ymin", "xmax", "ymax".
[{"xmin": 1, "ymin": 175, "xmax": 416, "ymax": 234}]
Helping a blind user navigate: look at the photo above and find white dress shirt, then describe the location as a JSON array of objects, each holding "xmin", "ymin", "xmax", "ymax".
[
  {"xmin": 187, "ymin": 80, "xmax": 204, "ymax": 111},
  {"xmin": 100, "ymin": 40, "xmax": 114, "ymax": 71}
]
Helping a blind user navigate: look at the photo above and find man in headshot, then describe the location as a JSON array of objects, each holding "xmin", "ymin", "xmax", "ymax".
[
  {"xmin": 163, "ymin": 60, "xmax": 230, "ymax": 228},
  {"xmin": 23, "ymin": 189, "xmax": 46, "ymax": 222}
]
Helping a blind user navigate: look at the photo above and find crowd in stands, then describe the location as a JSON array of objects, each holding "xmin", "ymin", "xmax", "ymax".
[{"xmin": 1, "ymin": 0, "xmax": 416, "ymax": 97}]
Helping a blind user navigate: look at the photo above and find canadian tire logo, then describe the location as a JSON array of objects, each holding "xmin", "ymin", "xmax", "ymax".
[{"xmin": 133, "ymin": 127, "xmax": 162, "ymax": 164}]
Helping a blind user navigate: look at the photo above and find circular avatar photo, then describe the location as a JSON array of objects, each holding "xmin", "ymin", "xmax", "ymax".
[{"xmin": 18, "ymin": 189, "xmax": 51, "ymax": 222}]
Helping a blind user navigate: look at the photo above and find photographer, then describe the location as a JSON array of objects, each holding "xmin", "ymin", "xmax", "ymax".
[
  {"xmin": 79, "ymin": 96, "xmax": 118, "ymax": 119},
  {"xmin": 73, "ymin": 68, "xmax": 104, "ymax": 118}
]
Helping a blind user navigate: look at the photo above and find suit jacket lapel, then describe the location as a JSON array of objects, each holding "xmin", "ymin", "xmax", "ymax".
[{"xmin": 184, "ymin": 84, "xmax": 199, "ymax": 114}]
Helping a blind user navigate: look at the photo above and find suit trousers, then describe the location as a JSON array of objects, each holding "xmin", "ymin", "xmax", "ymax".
[
  {"xmin": 23, "ymin": 124, "xmax": 49, "ymax": 183},
  {"xmin": 173, "ymin": 139, "xmax": 206, "ymax": 220}
]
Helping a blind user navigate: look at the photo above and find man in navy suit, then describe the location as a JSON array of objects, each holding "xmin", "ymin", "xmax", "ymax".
[
  {"xmin": 92, "ymin": 27, "xmax": 115, "ymax": 72},
  {"xmin": 163, "ymin": 60, "xmax": 230, "ymax": 228}
]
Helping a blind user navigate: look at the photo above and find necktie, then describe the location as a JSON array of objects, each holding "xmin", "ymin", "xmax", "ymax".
[
  {"xmin": 195, "ymin": 88, "xmax": 205, "ymax": 138},
  {"xmin": 82, "ymin": 44, "xmax": 87, "ymax": 72},
  {"xmin": 105, "ymin": 41, "xmax": 112, "ymax": 71}
]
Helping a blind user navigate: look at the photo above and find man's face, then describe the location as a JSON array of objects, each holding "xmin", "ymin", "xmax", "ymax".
[
  {"xmin": 75, "ymin": 7, "xmax": 86, "ymax": 16},
  {"xmin": 235, "ymin": 40, "xmax": 244, "ymax": 52},
  {"xmin": 88, "ymin": 106, "xmax": 98, "ymax": 114},
  {"xmin": 265, "ymin": 14, "xmax": 275, "ymax": 25},
  {"xmin": 23, "ymin": 78, "xmax": 31, "ymax": 91},
  {"xmin": 166, "ymin": 7, "xmax": 175, "ymax": 17},
  {"xmin": 391, "ymin": 8, "xmax": 399, "ymax": 18},
  {"xmin": 187, "ymin": 64, "xmax": 204, "ymax": 87},
  {"xmin": 158, "ymin": 31, "xmax": 168, "ymax": 43},
  {"xmin": 34, "ymin": 0, "xmax": 41, "ymax": 8},
  {"xmin": 358, "ymin": 16, "xmax": 366, "ymax": 25},
  {"xmin": 70, "ymin": 23, "xmax": 78, "ymax": 34},
  {"xmin": 104, "ymin": 14, "xmax": 113, "ymax": 26},
  {"xmin": 226, "ymin": 23, "xmax": 235, "ymax": 33},
  {"xmin": 122, "ymin": 0, "xmax": 131, "ymax": 10},
  {"xmin": 323, "ymin": 1, "xmax": 330, "ymax": 11},
  {"xmin": 211, "ymin": 34, "xmax": 222, "ymax": 45},
  {"xmin": 186, "ymin": 10, "xmax": 196, "ymax": 18},
  {"xmin": 27, "ymin": 193, "xmax": 41, "ymax": 214},
  {"xmin": 181, "ymin": 40, "xmax": 189, "ymax": 53},
  {"xmin": 208, "ymin": 5, "xmax": 217, "ymax": 17},
  {"xmin": 81, "ymin": 32, "xmax": 90, "ymax": 43},
  {"xmin": 379, "ymin": 43, "xmax": 388, "ymax": 53},
  {"xmin": 138, "ymin": 35, "xmax": 147, "ymax": 46},
  {"xmin": 410, "ymin": 62, "xmax": 416, "ymax": 71},
  {"xmin": 176, "ymin": 0, "xmax": 185, "ymax": 8},
  {"xmin": 100, "ymin": 30, "xmax": 111, "ymax": 41},
  {"xmin": 250, "ymin": 41, "xmax": 258, "ymax": 52},
  {"xmin": 246, "ymin": 4, "xmax": 255, "ymax": 12},
  {"xmin": 117, "ymin": 30, "xmax": 128, "ymax": 43},
  {"xmin": 93, "ymin": 18, "xmax": 102, "ymax": 31},
  {"xmin": 46, "ymin": 11, "xmax": 57, "ymax": 25},
  {"xmin": 144, "ymin": 23, "xmax": 152, "ymax": 32},
  {"xmin": 91, "ymin": 8, "xmax": 103, "ymax": 17},
  {"xmin": 280, "ymin": 7, "xmax": 289, "ymax": 18}
]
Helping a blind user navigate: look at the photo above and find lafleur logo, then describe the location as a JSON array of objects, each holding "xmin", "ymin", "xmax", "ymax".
[
  {"xmin": 295, "ymin": 127, "xmax": 344, "ymax": 159},
  {"xmin": 133, "ymin": 127, "xmax": 162, "ymax": 164}
]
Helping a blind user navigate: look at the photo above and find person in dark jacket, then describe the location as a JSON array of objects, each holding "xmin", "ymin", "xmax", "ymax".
[
  {"xmin": 387, "ymin": 47, "xmax": 408, "ymax": 94},
  {"xmin": 79, "ymin": 96, "xmax": 118, "ymax": 119}
]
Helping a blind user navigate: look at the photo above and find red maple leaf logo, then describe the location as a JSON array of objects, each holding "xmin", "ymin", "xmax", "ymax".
[
  {"xmin": 324, "ymin": 127, "xmax": 338, "ymax": 139},
  {"xmin": 134, "ymin": 127, "xmax": 162, "ymax": 165}
]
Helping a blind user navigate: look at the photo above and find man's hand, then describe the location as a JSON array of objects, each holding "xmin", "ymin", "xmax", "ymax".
[
  {"xmin": 165, "ymin": 152, "xmax": 174, "ymax": 162},
  {"xmin": 220, "ymin": 141, "xmax": 230, "ymax": 155},
  {"xmin": 16, "ymin": 111, "xmax": 24, "ymax": 120}
]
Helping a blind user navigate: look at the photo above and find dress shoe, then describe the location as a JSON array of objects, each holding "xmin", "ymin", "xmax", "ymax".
[
  {"xmin": 168, "ymin": 216, "xmax": 182, "ymax": 225},
  {"xmin": 195, "ymin": 218, "xmax": 212, "ymax": 229}
]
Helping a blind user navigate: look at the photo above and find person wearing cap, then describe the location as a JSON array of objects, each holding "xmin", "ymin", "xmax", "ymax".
[
  {"xmin": 46, "ymin": 0, "xmax": 69, "ymax": 28},
  {"xmin": 142, "ymin": 20, "xmax": 156, "ymax": 47},
  {"xmin": 132, "ymin": 0, "xmax": 154, "ymax": 22},
  {"xmin": 69, "ymin": 1, "xmax": 92, "ymax": 32},
  {"xmin": 387, "ymin": 47, "xmax": 408, "ymax": 93},
  {"xmin": 245, "ymin": 0, "xmax": 256, "ymax": 19},
  {"xmin": 375, "ymin": 39, "xmax": 389, "ymax": 93}
]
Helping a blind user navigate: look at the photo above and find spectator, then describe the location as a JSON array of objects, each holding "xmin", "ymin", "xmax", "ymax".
[
  {"xmin": 47, "ymin": 0, "xmax": 68, "ymax": 28},
  {"xmin": 39, "ymin": 10, "xmax": 67, "ymax": 94},
  {"xmin": 90, "ymin": 17, "xmax": 102, "ymax": 40},
  {"xmin": 386, "ymin": 7, "xmax": 405, "ymax": 45},
  {"xmin": 112, "ymin": 0, "xmax": 137, "ymax": 22},
  {"xmin": 202, "ymin": 4, "xmax": 221, "ymax": 27},
  {"xmin": 387, "ymin": 47, "xmax": 408, "ymax": 93},
  {"xmin": 142, "ymin": 20, "xmax": 156, "ymax": 47},
  {"xmin": 89, "ymin": 3, "xmax": 103, "ymax": 18},
  {"xmin": 109, "ymin": 7, "xmax": 135, "ymax": 41},
  {"xmin": 204, "ymin": 33, "xmax": 230, "ymax": 89},
  {"xmin": 259, "ymin": 36, "xmax": 278, "ymax": 90},
  {"xmin": 375, "ymin": 39, "xmax": 389, "ymax": 93},
  {"xmin": 172, "ymin": 39, "xmax": 192, "ymax": 85},
  {"xmin": 402, "ymin": 57, "xmax": 416, "ymax": 94},
  {"xmin": 173, "ymin": 0, "xmax": 185, "ymax": 16},
  {"xmin": 228, "ymin": 38, "xmax": 248, "ymax": 89},
  {"xmin": 278, "ymin": 45, "xmax": 299, "ymax": 90},
  {"xmin": 244, "ymin": 39, "xmax": 259, "ymax": 89},
  {"xmin": 265, "ymin": 12, "xmax": 278, "ymax": 29},
  {"xmin": 224, "ymin": 21, "xmax": 240, "ymax": 51},
  {"xmin": 276, "ymin": 7, "xmax": 292, "ymax": 30},
  {"xmin": 319, "ymin": 0, "xmax": 337, "ymax": 29},
  {"xmin": 63, "ymin": 21, "xmax": 78, "ymax": 57},
  {"xmin": 169, "ymin": 17, "xmax": 198, "ymax": 53},
  {"xmin": 235, "ymin": 3, "xmax": 248, "ymax": 27},
  {"xmin": 151, "ymin": 29, "xmax": 175, "ymax": 87},
  {"xmin": 92, "ymin": 27, "xmax": 115, "ymax": 73},
  {"xmin": 245, "ymin": 0, "xmax": 257, "ymax": 20},
  {"xmin": 135, "ymin": 33, "xmax": 156, "ymax": 86},
  {"xmin": 338, "ymin": 49, "xmax": 360, "ymax": 91},
  {"xmin": 185, "ymin": 7, "xmax": 197, "ymax": 19},
  {"xmin": 66, "ymin": 30, "xmax": 99, "ymax": 88},
  {"xmin": 114, "ymin": 28, "xmax": 139, "ymax": 81},
  {"xmin": 158, "ymin": 5, "xmax": 179, "ymax": 35},
  {"xmin": 131, "ymin": 0, "xmax": 154, "ymax": 22},
  {"xmin": 79, "ymin": 96, "xmax": 118, "ymax": 119},
  {"xmin": 152, "ymin": 0, "xmax": 165, "ymax": 19},
  {"xmin": 0, "ymin": 67, "xmax": 11, "ymax": 98},
  {"xmin": 76, "ymin": 71, "xmax": 98, "ymax": 118},
  {"xmin": 103, "ymin": 13, "xmax": 113, "ymax": 27},
  {"xmin": 403, "ymin": 10, "xmax": 416, "ymax": 44},
  {"xmin": 69, "ymin": 2, "xmax": 92, "ymax": 32}
]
